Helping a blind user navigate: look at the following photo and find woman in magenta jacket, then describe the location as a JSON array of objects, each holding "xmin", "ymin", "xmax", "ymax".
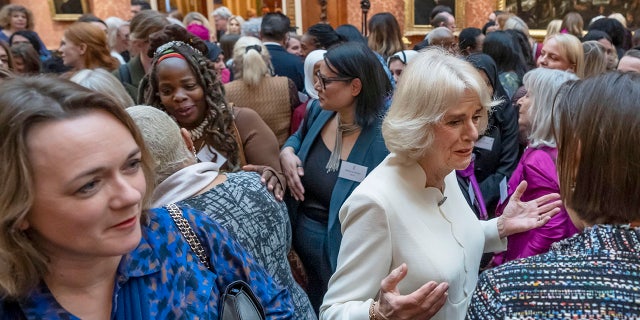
[{"xmin": 493, "ymin": 68, "xmax": 579, "ymax": 265}]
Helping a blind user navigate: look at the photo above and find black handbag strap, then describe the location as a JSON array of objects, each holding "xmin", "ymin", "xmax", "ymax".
[
  {"xmin": 165, "ymin": 203, "xmax": 212, "ymax": 270},
  {"xmin": 165, "ymin": 204, "xmax": 266, "ymax": 320}
]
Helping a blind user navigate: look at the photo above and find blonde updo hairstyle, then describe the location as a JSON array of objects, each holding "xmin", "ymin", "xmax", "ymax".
[{"xmin": 232, "ymin": 36, "xmax": 273, "ymax": 87}]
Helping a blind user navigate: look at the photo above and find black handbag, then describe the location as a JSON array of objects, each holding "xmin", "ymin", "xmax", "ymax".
[
  {"xmin": 220, "ymin": 280, "xmax": 266, "ymax": 320},
  {"xmin": 165, "ymin": 204, "xmax": 266, "ymax": 320}
]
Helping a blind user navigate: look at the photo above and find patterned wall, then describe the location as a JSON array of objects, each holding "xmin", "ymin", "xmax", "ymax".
[
  {"xmin": 345, "ymin": 0, "xmax": 406, "ymax": 33},
  {"xmin": 342, "ymin": 0, "xmax": 496, "ymax": 34},
  {"xmin": 466, "ymin": 0, "xmax": 495, "ymax": 29},
  {"xmin": 13, "ymin": 0, "xmax": 498, "ymax": 50}
]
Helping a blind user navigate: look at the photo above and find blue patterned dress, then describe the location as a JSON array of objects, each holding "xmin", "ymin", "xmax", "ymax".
[{"xmin": 3, "ymin": 206, "xmax": 294, "ymax": 319}]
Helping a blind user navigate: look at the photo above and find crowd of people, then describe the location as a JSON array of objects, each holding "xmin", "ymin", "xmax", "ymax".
[{"xmin": 1, "ymin": 1, "xmax": 639, "ymax": 319}]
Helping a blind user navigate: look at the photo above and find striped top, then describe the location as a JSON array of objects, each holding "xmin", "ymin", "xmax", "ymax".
[{"xmin": 467, "ymin": 225, "xmax": 640, "ymax": 319}]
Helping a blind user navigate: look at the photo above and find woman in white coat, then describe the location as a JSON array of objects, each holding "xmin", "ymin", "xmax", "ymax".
[{"xmin": 320, "ymin": 48, "xmax": 562, "ymax": 320}]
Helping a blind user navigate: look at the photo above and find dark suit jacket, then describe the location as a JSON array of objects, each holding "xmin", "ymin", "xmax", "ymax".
[
  {"xmin": 112, "ymin": 55, "xmax": 146, "ymax": 104},
  {"xmin": 265, "ymin": 43, "xmax": 305, "ymax": 92}
]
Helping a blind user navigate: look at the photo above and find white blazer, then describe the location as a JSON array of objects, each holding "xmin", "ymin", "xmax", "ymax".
[{"xmin": 320, "ymin": 153, "xmax": 506, "ymax": 320}]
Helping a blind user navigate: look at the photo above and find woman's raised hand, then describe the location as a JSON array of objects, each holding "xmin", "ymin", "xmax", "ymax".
[
  {"xmin": 279, "ymin": 147, "xmax": 305, "ymax": 201},
  {"xmin": 499, "ymin": 180, "xmax": 563, "ymax": 238},
  {"xmin": 374, "ymin": 263, "xmax": 448, "ymax": 320}
]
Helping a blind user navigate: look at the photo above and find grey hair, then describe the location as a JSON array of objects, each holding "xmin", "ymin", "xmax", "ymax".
[
  {"xmin": 522, "ymin": 68, "xmax": 578, "ymax": 148},
  {"xmin": 242, "ymin": 17, "xmax": 262, "ymax": 38},
  {"xmin": 126, "ymin": 105, "xmax": 195, "ymax": 184},
  {"xmin": 212, "ymin": 6, "xmax": 232, "ymax": 19},
  {"xmin": 104, "ymin": 16, "xmax": 129, "ymax": 51},
  {"xmin": 425, "ymin": 26, "xmax": 453, "ymax": 44},
  {"xmin": 504, "ymin": 15, "xmax": 530, "ymax": 34},
  {"xmin": 70, "ymin": 68, "xmax": 135, "ymax": 108}
]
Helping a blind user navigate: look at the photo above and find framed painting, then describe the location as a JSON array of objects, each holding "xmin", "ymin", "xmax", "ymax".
[
  {"xmin": 48, "ymin": 0, "xmax": 90, "ymax": 21},
  {"xmin": 405, "ymin": 0, "xmax": 465, "ymax": 36},
  {"xmin": 497, "ymin": 0, "xmax": 639, "ymax": 36}
]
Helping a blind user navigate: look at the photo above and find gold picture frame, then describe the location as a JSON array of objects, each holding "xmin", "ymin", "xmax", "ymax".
[
  {"xmin": 48, "ymin": 0, "xmax": 90, "ymax": 21},
  {"xmin": 404, "ymin": 0, "xmax": 465, "ymax": 37},
  {"xmin": 496, "ymin": 0, "xmax": 545, "ymax": 39},
  {"xmin": 497, "ymin": 0, "xmax": 638, "ymax": 39}
]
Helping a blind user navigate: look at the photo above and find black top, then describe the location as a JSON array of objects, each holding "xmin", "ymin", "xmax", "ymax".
[
  {"xmin": 466, "ymin": 53, "xmax": 520, "ymax": 215},
  {"xmin": 299, "ymin": 137, "xmax": 339, "ymax": 223}
]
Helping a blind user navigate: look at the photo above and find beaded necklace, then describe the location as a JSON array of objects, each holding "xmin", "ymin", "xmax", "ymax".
[
  {"xmin": 189, "ymin": 110, "xmax": 215, "ymax": 141},
  {"xmin": 189, "ymin": 115, "xmax": 210, "ymax": 141}
]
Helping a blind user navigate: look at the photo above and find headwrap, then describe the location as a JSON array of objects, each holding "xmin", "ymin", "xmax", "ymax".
[{"xmin": 303, "ymin": 49, "xmax": 327, "ymax": 100}]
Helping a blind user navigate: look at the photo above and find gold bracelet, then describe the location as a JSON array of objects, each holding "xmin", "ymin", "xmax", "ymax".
[{"xmin": 369, "ymin": 300, "xmax": 378, "ymax": 320}]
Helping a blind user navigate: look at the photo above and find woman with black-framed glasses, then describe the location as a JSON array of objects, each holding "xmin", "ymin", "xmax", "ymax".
[{"xmin": 279, "ymin": 41, "xmax": 392, "ymax": 314}]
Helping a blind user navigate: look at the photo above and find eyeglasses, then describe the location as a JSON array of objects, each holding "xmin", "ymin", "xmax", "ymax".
[{"xmin": 315, "ymin": 70, "xmax": 354, "ymax": 91}]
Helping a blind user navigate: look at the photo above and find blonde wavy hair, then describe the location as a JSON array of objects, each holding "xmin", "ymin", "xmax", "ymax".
[
  {"xmin": 383, "ymin": 48, "xmax": 498, "ymax": 160},
  {"xmin": 544, "ymin": 34, "xmax": 585, "ymax": 78}
]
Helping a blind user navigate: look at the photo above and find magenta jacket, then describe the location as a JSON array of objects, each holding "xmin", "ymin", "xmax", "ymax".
[{"xmin": 493, "ymin": 145, "xmax": 579, "ymax": 265}]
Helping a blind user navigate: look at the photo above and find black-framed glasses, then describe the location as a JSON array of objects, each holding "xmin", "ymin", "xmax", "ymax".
[{"xmin": 315, "ymin": 70, "xmax": 354, "ymax": 91}]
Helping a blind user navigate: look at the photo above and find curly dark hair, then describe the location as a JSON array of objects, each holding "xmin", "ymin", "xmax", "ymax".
[{"xmin": 140, "ymin": 24, "xmax": 240, "ymax": 171}]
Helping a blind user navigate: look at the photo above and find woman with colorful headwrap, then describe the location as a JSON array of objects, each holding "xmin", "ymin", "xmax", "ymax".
[{"xmin": 141, "ymin": 25, "xmax": 286, "ymax": 199}]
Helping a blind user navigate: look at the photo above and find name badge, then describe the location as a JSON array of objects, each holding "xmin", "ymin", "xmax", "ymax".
[
  {"xmin": 499, "ymin": 176, "xmax": 508, "ymax": 204},
  {"xmin": 475, "ymin": 136, "xmax": 495, "ymax": 151},
  {"xmin": 338, "ymin": 161, "xmax": 368, "ymax": 182},
  {"xmin": 197, "ymin": 146, "xmax": 227, "ymax": 167}
]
